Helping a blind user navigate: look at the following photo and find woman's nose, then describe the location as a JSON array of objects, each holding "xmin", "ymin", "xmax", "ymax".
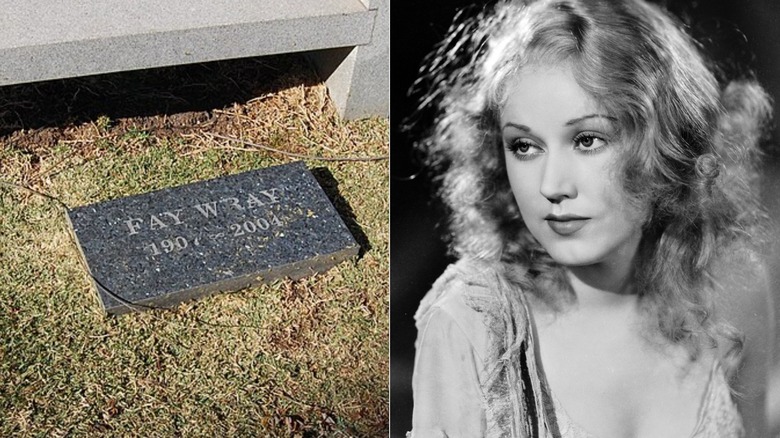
[{"xmin": 539, "ymin": 149, "xmax": 577, "ymax": 203}]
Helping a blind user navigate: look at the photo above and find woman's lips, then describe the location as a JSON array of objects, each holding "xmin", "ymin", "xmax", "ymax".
[{"xmin": 544, "ymin": 214, "xmax": 590, "ymax": 236}]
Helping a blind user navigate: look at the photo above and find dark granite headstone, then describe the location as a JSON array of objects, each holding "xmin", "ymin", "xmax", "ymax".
[{"xmin": 66, "ymin": 161, "xmax": 359, "ymax": 315}]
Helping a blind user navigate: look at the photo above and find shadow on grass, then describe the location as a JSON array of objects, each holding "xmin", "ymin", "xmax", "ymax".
[
  {"xmin": 0, "ymin": 53, "xmax": 320, "ymax": 141},
  {"xmin": 311, "ymin": 166, "xmax": 371, "ymax": 258}
]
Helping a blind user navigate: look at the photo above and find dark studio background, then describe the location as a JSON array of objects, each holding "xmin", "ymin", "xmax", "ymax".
[{"xmin": 390, "ymin": 1, "xmax": 780, "ymax": 437}]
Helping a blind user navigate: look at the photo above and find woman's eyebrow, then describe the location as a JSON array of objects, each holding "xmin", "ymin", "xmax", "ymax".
[
  {"xmin": 502, "ymin": 115, "xmax": 616, "ymax": 131},
  {"xmin": 565, "ymin": 114, "xmax": 617, "ymax": 126},
  {"xmin": 502, "ymin": 122, "xmax": 531, "ymax": 132}
]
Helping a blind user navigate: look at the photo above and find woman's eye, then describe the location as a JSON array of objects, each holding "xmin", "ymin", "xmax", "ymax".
[
  {"xmin": 505, "ymin": 139, "xmax": 541, "ymax": 159},
  {"xmin": 573, "ymin": 133, "xmax": 607, "ymax": 152}
]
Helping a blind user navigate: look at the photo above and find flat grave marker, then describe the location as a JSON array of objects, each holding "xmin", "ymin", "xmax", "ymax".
[{"xmin": 66, "ymin": 161, "xmax": 359, "ymax": 315}]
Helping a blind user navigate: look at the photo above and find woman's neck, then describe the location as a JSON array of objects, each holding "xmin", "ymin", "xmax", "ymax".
[
  {"xmin": 566, "ymin": 267, "xmax": 637, "ymax": 310},
  {"xmin": 565, "ymin": 252, "xmax": 638, "ymax": 311}
]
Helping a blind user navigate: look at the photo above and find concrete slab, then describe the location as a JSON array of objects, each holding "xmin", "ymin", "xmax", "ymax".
[
  {"xmin": 309, "ymin": 0, "xmax": 389, "ymax": 119},
  {"xmin": 0, "ymin": 0, "xmax": 375, "ymax": 85}
]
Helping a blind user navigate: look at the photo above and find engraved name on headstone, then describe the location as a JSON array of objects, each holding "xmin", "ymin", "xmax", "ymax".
[{"xmin": 67, "ymin": 161, "xmax": 359, "ymax": 315}]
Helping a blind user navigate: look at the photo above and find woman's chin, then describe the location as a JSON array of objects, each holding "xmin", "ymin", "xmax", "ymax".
[{"xmin": 543, "ymin": 242, "xmax": 606, "ymax": 267}]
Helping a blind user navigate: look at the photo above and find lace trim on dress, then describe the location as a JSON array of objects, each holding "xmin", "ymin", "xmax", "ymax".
[{"xmin": 414, "ymin": 258, "xmax": 559, "ymax": 437}]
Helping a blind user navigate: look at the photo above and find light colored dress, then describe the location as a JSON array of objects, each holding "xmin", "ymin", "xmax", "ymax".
[{"xmin": 408, "ymin": 258, "xmax": 744, "ymax": 438}]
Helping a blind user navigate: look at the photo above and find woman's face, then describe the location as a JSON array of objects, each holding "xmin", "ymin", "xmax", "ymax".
[{"xmin": 500, "ymin": 64, "xmax": 647, "ymax": 268}]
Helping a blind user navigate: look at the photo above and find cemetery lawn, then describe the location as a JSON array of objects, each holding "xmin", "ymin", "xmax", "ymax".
[{"xmin": 0, "ymin": 55, "xmax": 388, "ymax": 437}]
